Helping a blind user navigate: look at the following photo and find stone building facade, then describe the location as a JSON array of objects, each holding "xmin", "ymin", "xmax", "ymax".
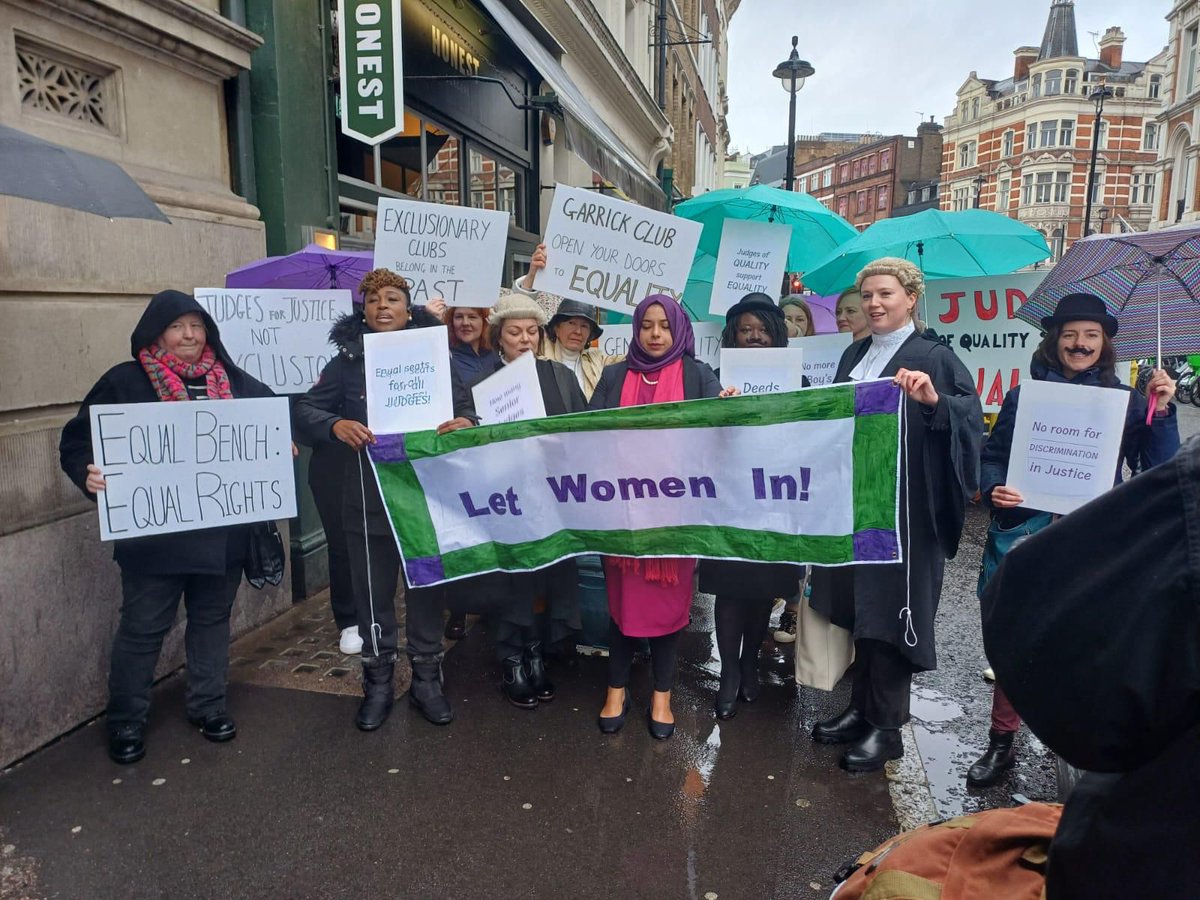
[{"xmin": 1150, "ymin": 0, "xmax": 1200, "ymax": 227}]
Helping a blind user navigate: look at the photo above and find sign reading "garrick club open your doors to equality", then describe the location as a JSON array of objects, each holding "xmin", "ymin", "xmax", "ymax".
[{"xmin": 338, "ymin": 0, "xmax": 405, "ymax": 144}]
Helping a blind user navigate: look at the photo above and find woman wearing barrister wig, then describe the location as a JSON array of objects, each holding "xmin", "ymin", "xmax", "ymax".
[
  {"xmin": 59, "ymin": 289, "xmax": 276, "ymax": 765},
  {"xmin": 454, "ymin": 291, "xmax": 588, "ymax": 710},
  {"xmin": 590, "ymin": 294, "xmax": 725, "ymax": 739},
  {"xmin": 808, "ymin": 258, "xmax": 984, "ymax": 773}
]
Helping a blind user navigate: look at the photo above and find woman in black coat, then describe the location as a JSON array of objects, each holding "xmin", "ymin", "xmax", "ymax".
[
  {"xmin": 59, "ymin": 289, "xmax": 274, "ymax": 765},
  {"xmin": 452, "ymin": 292, "xmax": 589, "ymax": 709},
  {"xmin": 808, "ymin": 258, "xmax": 983, "ymax": 773}
]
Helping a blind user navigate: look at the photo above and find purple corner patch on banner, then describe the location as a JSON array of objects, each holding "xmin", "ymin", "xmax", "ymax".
[
  {"xmin": 854, "ymin": 528, "xmax": 899, "ymax": 562},
  {"xmin": 368, "ymin": 433, "xmax": 407, "ymax": 463},
  {"xmin": 406, "ymin": 555, "xmax": 444, "ymax": 586},
  {"xmin": 854, "ymin": 379, "xmax": 900, "ymax": 416}
]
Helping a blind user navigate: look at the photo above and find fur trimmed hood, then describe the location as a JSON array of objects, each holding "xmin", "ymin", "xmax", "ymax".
[{"xmin": 327, "ymin": 306, "xmax": 443, "ymax": 360}]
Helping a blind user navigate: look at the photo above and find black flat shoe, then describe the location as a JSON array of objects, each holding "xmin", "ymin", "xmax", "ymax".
[
  {"xmin": 443, "ymin": 613, "xmax": 467, "ymax": 641},
  {"xmin": 187, "ymin": 713, "xmax": 237, "ymax": 743},
  {"xmin": 715, "ymin": 670, "xmax": 739, "ymax": 720},
  {"xmin": 840, "ymin": 726, "xmax": 903, "ymax": 773},
  {"xmin": 107, "ymin": 724, "xmax": 145, "ymax": 765},
  {"xmin": 501, "ymin": 654, "xmax": 538, "ymax": 710},
  {"xmin": 647, "ymin": 709, "xmax": 676, "ymax": 741},
  {"xmin": 966, "ymin": 729, "xmax": 1017, "ymax": 787},
  {"xmin": 524, "ymin": 642, "xmax": 555, "ymax": 703},
  {"xmin": 598, "ymin": 694, "xmax": 631, "ymax": 734},
  {"xmin": 812, "ymin": 705, "xmax": 868, "ymax": 744}
]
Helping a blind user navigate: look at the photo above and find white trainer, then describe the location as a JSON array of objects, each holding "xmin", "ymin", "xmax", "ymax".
[
  {"xmin": 340, "ymin": 626, "xmax": 363, "ymax": 655},
  {"xmin": 982, "ymin": 666, "xmax": 996, "ymax": 682}
]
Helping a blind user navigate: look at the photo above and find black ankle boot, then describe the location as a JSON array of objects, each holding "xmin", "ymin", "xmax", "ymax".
[
  {"xmin": 356, "ymin": 658, "xmax": 395, "ymax": 731},
  {"xmin": 443, "ymin": 613, "xmax": 467, "ymax": 641},
  {"xmin": 812, "ymin": 705, "xmax": 868, "ymax": 744},
  {"xmin": 501, "ymin": 654, "xmax": 538, "ymax": 709},
  {"xmin": 840, "ymin": 725, "xmax": 904, "ymax": 773},
  {"xmin": 715, "ymin": 668, "xmax": 739, "ymax": 720},
  {"xmin": 524, "ymin": 642, "xmax": 555, "ymax": 702},
  {"xmin": 107, "ymin": 723, "xmax": 145, "ymax": 765},
  {"xmin": 966, "ymin": 729, "xmax": 1017, "ymax": 787},
  {"xmin": 409, "ymin": 654, "xmax": 453, "ymax": 725},
  {"xmin": 738, "ymin": 648, "xmax": 761, "ymax": 703}
]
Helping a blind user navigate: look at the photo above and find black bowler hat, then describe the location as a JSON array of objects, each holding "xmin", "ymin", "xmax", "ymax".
[
  {"xmin": 1041, "ymin": 293, "xmax": 1119, "ymax": 337},
  {"xmin": 724, "ymin": 292, "xmax": 784, "ymax": 323},
  {"xmin": 547, "ymin": 298, "xmax": 603, "ymax": 342}
]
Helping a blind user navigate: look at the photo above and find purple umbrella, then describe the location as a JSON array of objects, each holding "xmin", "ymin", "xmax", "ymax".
[{"xmin": 225, "ymin": 244, "xmax": 374, "ymax": 303}]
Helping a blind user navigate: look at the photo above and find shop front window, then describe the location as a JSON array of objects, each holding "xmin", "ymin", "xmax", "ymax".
[{"xmin": 425, "ymin": 123, "xmax": 461, "ymax": 206}]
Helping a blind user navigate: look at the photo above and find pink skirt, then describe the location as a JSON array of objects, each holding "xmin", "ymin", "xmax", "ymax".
[{"xmin": 603, "ymin": 557, "xmax": 695, "ymax": 638}]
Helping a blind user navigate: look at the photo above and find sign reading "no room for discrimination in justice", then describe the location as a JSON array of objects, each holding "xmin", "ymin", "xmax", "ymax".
[{"xmin": 338, "ymin": 0, "xmax": 404, "ymax": 144}]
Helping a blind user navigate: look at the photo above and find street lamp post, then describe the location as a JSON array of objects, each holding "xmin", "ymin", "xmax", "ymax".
[
  {"xmin": 1097, "ymin": 205, "xmax": 1110, "ymax": 234},
  {"xmin": 1083, "ymin": 84, "xmax": 1113, "ymax": 236},
  {"xmin": 772, "ymin": 36, "xmax": 814, "ymax": 192},
  {"xmin": 972, "ymin": 173, "xmax": 986, "ymax": 209}
]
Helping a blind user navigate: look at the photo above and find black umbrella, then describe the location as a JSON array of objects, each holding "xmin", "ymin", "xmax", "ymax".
[{"xmin": 0, "ymin": 124, "xmax": 170, "ymax": 223}]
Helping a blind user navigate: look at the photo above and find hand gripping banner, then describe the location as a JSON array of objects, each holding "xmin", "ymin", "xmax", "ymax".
[{"xmin": 369, "ymin": 380, "xmax": 903, "ymax": 587}]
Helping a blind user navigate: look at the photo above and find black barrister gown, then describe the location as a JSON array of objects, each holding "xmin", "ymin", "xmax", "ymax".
[{"xmin": 809, "ymin": 332, "xmax": 983, "ymax": 671}]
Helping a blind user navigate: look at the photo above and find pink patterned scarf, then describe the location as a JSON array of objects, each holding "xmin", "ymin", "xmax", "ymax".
[{"xmin": 138, "ymin": 343, "xmax": 232, "ymax": 402}]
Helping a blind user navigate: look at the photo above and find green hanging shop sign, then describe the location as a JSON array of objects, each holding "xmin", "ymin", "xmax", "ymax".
[{"xmin": 338, "ymin": 0, "xmax": 404, "ymax": 144}]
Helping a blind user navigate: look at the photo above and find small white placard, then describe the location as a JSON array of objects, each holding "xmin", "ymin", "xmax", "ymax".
[
  {"xmin": 193, "ymin": 288, "xmax": 353, "ymax": 394},
  {"xmin": 709, "ymin": 219, "xmax": 792, "ymax": 315},
  {"xmin": 597, "ymin": 321, "xmax": 724, "ymax": 371},
  {"xmin": 373, "ymin": 197, "xmax": 510, "ymax": 306},
  {"xmin": 533, "ymin": 184, "xmax": 703, "ymax": 314},
  {"xmin": 791, "ymin": 332, "xmax": 854, "ymax": 387},
  {"xmin": 363, "ymin": 327, "xmax": 454, "ymax": 433},
  {"xmin": 1007, "ymin": 379, "xmax": 1129, "ymax": 515},
  {"xmin": 89, "ymin": 398, "xmax": 296, "ymax": 541},
  {"xmin": 719, "ymin": 347, "xmax": 805, "ymax": 396},
  {"xmin": 470, "ymin": 351, "xmax": 547, "ymax": 425}
]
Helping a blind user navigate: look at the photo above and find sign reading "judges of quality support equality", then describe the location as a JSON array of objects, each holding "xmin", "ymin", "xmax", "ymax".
[
  {"xmin": 534, "ymin": 185, "xmax": 703, "ymax": 315},
  {"xmin": 709, "ymin": 219, "xmax": 792, "ymax": 315},
  {"xmin": 194, "ymin": 288, "xmax": 352, "ymax": 394},
  {"xmin": 89, "ymin": 398, "xmax": 297, "ymax": 541}
]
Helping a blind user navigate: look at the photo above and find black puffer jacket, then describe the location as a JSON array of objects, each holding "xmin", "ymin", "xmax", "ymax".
[{"xmin": 58, "ymin": 290, "xmax": 274, "ymax": 575}]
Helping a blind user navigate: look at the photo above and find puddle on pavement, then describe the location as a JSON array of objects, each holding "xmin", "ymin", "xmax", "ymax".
[
  {"xmin": 908, "ymin": 685, "xmax": 974, "ymax": 817},
  {"xmin": 910, "ymin": 686, "xmax": 964, "ymax": 723}
]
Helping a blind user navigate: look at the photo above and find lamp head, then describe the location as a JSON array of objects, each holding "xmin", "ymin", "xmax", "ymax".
[{"xmin": 773, "ymin": 36, "xmax": 815, "ymax": 95}]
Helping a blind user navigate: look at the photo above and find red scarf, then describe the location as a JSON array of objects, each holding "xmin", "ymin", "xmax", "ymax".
[
  {"xmin": 138, "ymin": 343, "xmax": 232, "ymax": 402},
  {"xmin": 613, "ymin": 359, "xmax": 685, "ymax": 584}
]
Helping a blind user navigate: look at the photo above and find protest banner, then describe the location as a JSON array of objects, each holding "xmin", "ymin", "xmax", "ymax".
[
  {"xmin": 193, "ymin": 288, "xmax": 352, "ymax": 393},
  {"xmin": 709, "ymin": 220, "xmax": 792, "ymax": 315},
  {"xmin": 1006, "ymin": 380, "xmax": 1128, "ymax": 515},
  {"xmin": 89, "ymin": 398, "xmax": 296, "ymax": 541},
  {"xmin": 719, "ymin": 348, "xmax": 804, "ymax": 395},
  {"xmin": 923, "ymin": 272, "xmax": 1047, "ymax": 413},
  {"xmin": 363, "ymin": 327, "xmax": 454, "ymax": 433},
  {"xmin": 598, "ymin": 320, "xmax": 723, "ymax": 371},
  {"xmin": 533, "ymin": 185, "xmax": 703, "ymax": 314},
  {"xmin": 367, "ymin": 380, "xmax": 903, "ymax": 586},
  {"xmin": 470, "ymin": 351, "xmax": 546, "ymax": 424},
  {"xmin": 791, "ymin": 333, "xmax": 854, "ymax": 387},
  {"xmin": 373, "ymin": 196, "xmax": 509, "ymax": 306}
]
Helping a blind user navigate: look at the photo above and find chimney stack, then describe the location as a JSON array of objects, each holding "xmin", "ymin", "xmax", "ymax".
[
  {"xmin": 1014, "ymin": 46, "xmax": 1039, "ymax": 81},
  {"xmin": 1099, "ymin": 27, "xmax": 1125, "ymax": 70}
]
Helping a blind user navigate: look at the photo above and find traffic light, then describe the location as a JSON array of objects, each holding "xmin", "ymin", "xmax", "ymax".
[{"xmin": 789, "ymin": 272, "xmax": 803, "ymax": 294}]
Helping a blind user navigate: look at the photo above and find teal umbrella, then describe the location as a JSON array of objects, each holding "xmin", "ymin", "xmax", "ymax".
[
  {"xmin": 800, "ymin": 208, "xmax": 1052, "ymax": 295},
  {"xmin": 680, "ymin": 253, "xmax": 725, "ymax": 322},
  {"xmin": 674, "ymin": 185, "xmax": 857, "ymax": 273}
]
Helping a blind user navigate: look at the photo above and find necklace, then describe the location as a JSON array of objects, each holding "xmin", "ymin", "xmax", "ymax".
[{"xmin": 640, "ymin": 372, "xmax": 659, "ymax": 385}]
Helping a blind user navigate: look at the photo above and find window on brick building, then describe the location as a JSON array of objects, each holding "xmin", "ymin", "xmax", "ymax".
[
  {"xmin": 1045, "ymin": 69, "xmax": 1062, "ymax": 95},
  {"xmin": 880, "ymin": 148, "xmax": 892, "ymax": 170},
  {"xmin": 1026, "ymin": 123, "xmax": 1037, "ymax": 150},
  {"xmin": 1040, "ymin": 120, "xmax": 1057, "ymax": 147},
  {"xmin": 867, "ymin": 155, "xmax": 877, "ymax": 175},
  {"xmin": 907, "ymin": 188, "xmax": 918, "ymax": 205},
  {"xmin": 952, "ymin": 185, "xmax": 970, "ymax": 211},
  {"xmin": 998, "ymin": 177, "xmax": 1011, "ymax": 209},
  {"xmin": 1149, "ymin": 74, "xmax": 1161, "ymax": 99},
  {"xmin": 823, "ymin": 169, "xmax": 832, "ymax": 187},
  {"xmin": 856, "ymin": 190, "xmax": 867, "ymax": 214},
  {"xmin": 1096, "ymin": 119, "xmax": 1108, "ymax": 149},
  {"xmin": 838, "ymin": 194, "xmax": 848, "ymax": 216},
  {"xmin": 839, "ymin": 163, "xmax": 850, "ymax": 183},
  {"xmin": 972, "ymin": 97, "xmax": 980, "ymax": 119},
  {"xmin": 1059, "ymin": 119, "xmax": 1074, "ymax": 146},
  {"xmin": 1053, "ymin": 171, "xmax": 1070, "ymax": 203},
  {"xmin": 1188, "ymin": 26, "xmax": 1198, "ymax": 94},
  {"xmin": 958, "ymin": 141, "xmax": 976, "ymax": 168},
  {"xmin": 1032, "ymin": 73, "xmax": 1042, "ymax": 97},
  {"xmin": 1144, "ymin": 122, "xmax": 1160, "ymax": 151},
  {"xmin": 1131, "ymin": 172, "xmax": 1157, "ymax": 205},
  {"xmin": 852, "ymin": 159, "xmax": 861, "ymax": 179},
  {"xmin": 1002, "ymin": 130, "xmax": 1014, "ymax": 156},
  {"xmin": 1065, "ymin": 69, "xmax": 1078, "ymax": 94},
  {"xmin": 877, "ymin": 185, "xmax": 888, "ymax": 210}
]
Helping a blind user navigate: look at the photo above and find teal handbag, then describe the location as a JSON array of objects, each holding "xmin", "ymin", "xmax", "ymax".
[{"xmin": 977, "ymin": 512, "xmax": 1055, "ymax": 599}]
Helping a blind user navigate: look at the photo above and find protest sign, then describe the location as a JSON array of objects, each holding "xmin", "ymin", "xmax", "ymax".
[
  {"xmin": 373, "ymin": 197, "xmax": 509, "ymax": 306},
  {"xmin": 1006, "ymin": 379, "xmax": 1129, "ymax": 515},
  {"xmin": 533, "ymin": 185, "xmax": 703, "ymax": 314},
  {"xmin": 470, "ymin": 351, "xmax": 546, "ymax": 425},
  {"xmin": 709, "ymin": 220, "xmax": 792, "ymax": 315},
  {"xmin": 193, "ymin": 288, "xmax": 352, "ymax": 393},
  {"xmin": 791, "ymin": 333, "xmax": 854, "ymax": 387},
  {"xmin": 363, "ymin": 327, "xmax": 454, "ymax": 433},
  {"xmin": 598, "ymin": 320, "xmax": 723, "ymax": 371},
  {"xmin": 368, "ymin": 379, "xmax": 903, "ymax": 586},
  {"xmin": 89, "ymin": 398, "xmax": 296, "ymax": 541},
  {"xmin": 924, "ymin": 272, "xmax": 1047, "ymax": 413},
  {"xmin": 719, "ymin": 348, "xmax": 805, "ymax": 395}
]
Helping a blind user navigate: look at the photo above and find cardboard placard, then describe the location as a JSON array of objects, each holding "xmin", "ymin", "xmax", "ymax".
[
  {"xmin": 363, "ymin": 327, "xmax": 454, "ymax": 433},
  {"xmin": 719, "ymin": 347, "xmax": 805, "ymax": 395},
  {"xmin": 709, "ymin": 219, "xmax": 792, "ymax": 315},
  {"xmin": 791, "ymin": 332, "xmax": 854, "ymax": 387},
  {"xmin": 597, "ymin": 321, "xmax": 724, "ymax": 371},
  {"xmin": 470, "ymin": 351, "xmax": 547, "ymax": 425}
]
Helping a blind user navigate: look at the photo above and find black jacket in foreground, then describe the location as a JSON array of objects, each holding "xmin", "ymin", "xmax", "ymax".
[
  {"xmin": 982, "ymin": 435, "xmax": 1200, "ymax": 899},
  {"xmin": 58, "ymin": 290, "xmax": 274, "ymax": 576}
]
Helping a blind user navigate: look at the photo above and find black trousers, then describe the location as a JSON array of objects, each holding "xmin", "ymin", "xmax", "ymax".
[
  {"xmin": 108, "ymin": 564, "xmax": 243, "ymax": 726},
  {"xmin": 849, "ymin": 638, "xmax": 913, "ymax": 729},
  {"xmin": 714, "ymin": 594, "xmax": 773, "ymax": 677},
  {"xmin": 607, "ymin": 620, "xmax": 682, "ymax": 693},
  {"xmin": 308, "ymin": 442, "xmax": 356, "ymax": 631},
  {"xmin": 344, "ymin": 452, "xmax": 444, "ymax": 663}
]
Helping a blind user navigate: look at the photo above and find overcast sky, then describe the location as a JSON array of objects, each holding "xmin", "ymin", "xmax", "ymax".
[{"xmin": 726, "ymin": 0, "xmax": 1170, "ymax": 154}]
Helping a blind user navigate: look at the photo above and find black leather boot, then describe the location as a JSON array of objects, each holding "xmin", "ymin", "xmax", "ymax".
[
  {"xmin": 715, "ymin": 667, "xmax": 739, "ymax": 720},
  {"xmin": 738, "ymin": 647, "xmax": 761, "ymax": 703},
  {"xmin": 409, "ymin": 654, "xmax": 453, "ymax": 725},
  {"xmin": 966, "ymin": 729, "xmax": 1017, "ymax": 787},
  {"xmin": 524, "ymin": 642, "xmax": 555, "ymax": 702},
  {"xmin": 187, "ymin": 712, "xmax": 237, "ymax": 743},
  {"xmin": 840, "ymin": 725, "xmax": 904, "ymax": 773},
  {"xmin": 107, "ymin": 723, "xmax": 145, "ymax": 765},
  {"xmin": 812, "ymin": 705, "xmax": 868, "ymax": 744},
  {"xmin": 356, "ymin": 658, "xmax": 394, "ymax": 731},
  {"xmin": 501, "ymin": 653, "xmax": 538, "ymax": 709}
]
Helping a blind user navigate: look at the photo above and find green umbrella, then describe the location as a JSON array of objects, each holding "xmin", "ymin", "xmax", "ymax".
[
  {"xmin": 674, "ymin": 185, "xmax": 857, "ymax": 273},
  {"xmin": 800, "ymin": 208, "xmax": 1051, "ymax": 295}
]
